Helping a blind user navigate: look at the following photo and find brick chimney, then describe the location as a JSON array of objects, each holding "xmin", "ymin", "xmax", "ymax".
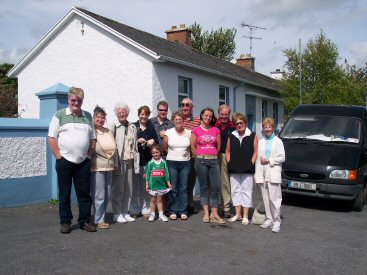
[
  {"xmin": 236, "ymin": 54, "xmax": 255, "ymax": 71},
  {"xmin": 165, "ymin": 24, "xmax": 192, "ymax": 47}
]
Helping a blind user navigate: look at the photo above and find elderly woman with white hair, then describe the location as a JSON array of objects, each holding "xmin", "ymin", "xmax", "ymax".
[{"xmin": 108, "ymin": 102, "xmax": 140, "ymax": 224}]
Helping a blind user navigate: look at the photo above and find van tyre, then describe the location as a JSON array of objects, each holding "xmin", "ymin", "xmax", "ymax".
[{"xmin": 352, "ymin": 184, "xmax": 366, "ymax": 212}]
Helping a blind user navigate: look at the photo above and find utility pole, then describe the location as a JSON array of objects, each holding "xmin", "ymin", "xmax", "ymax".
[{"xmin": 299, "ymin": 39, "xmax": 302, "ymax": 104}]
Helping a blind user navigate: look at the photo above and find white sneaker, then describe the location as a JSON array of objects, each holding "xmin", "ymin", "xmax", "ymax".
[
  {"xmin": 148, "ymin": 214, "xmax": 155, "ymax": 222},
  {"xmin": 260, "ymin": 219, "xmax": 273, "ymax": 229},
  {"xmin": 123, "ymin": 214, "xmax": 135, "ymax": 222},
  {"xmin": 113, "ymin": 214, "xmax": 127, "ymax": 223},
  {"xmin": 159, "ymin": 214, "xmax": 168, "ymax": 222},
  {"xmin": 242, "ymin": 217, "xmax": 249, "ymax": 225},
  {"xmin": 228, "ymin": 215, "xmax": 241, "ymax": 222},
  {"xmin": 272, "ymin": 222, "xmax": 280, "ymax": 233}
]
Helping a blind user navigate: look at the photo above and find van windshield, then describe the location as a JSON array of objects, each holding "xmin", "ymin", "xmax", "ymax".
[{"xmin": 280, "ymin": 115, "xmax": 361, "ymax": 143}]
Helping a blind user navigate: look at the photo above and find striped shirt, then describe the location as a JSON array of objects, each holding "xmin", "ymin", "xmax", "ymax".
[{"xmin": 183, "ymin": 115, "xmax": 200, "ymax": 130}]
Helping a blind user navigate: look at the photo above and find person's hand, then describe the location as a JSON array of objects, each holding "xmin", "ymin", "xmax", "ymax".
[
  {"xmin": 147, "ymin": 139, "xmax": 155, "ymax": 146},
  {"xmin": 56, "ymin": 155, "xmax": 62, "ymax": 160},
  {"xmin": 167, "ymin": 183, "xmax": 172, "ymax": 189},
  {"xmin": 159, "ymin": 130, "xmax": 166, "ymax": 138},
  {"xmin": 138, "ymin": 138, "xmax": 146, "ymax": 144},
  {"xmin": 260, "ymin": 156, "xmax": 269, "ymax": 165}
]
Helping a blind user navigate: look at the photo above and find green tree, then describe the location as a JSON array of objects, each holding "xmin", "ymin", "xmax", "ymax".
[
  {"xmin": 0, "ymin": 63, "xmax": 18, "ymax": 117},
  {"xmin": 190, "ymin": 22, "xmax": 236, "ymax": 61},
  {"xmin": 279, "ymin": 30, "xmax": 365, "ymax": 116}
]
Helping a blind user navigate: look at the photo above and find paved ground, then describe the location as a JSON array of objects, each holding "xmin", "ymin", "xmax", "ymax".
[{"xmin": 1, "ymin": 196, "xmax": 367, "ymax": 274}]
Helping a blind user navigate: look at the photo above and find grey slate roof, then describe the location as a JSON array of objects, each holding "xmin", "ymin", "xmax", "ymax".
[{"xmin": 77, "ymin": 7, "xmax": 280, "ymax": 92}]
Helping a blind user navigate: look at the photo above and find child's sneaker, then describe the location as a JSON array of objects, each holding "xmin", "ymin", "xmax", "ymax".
[
  {"xmin": 148, "ymin": 214, "xmax": 155, "ymax": 222},
  {"xmin": 159, "ymin": 214, "xmax": 168, "ymax": 222}
]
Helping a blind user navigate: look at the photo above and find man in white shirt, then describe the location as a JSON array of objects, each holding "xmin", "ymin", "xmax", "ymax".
[{"xmin": 48, "ymin": 87, "xmax": 96, "ymax": 234}]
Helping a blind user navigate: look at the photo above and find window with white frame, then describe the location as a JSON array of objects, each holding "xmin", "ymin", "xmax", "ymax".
[
  {"xmin": 262, "ymin": 100, "xmax": 268, "ymax": 120},
  {"xmin": 178, "ymin": 76, "xmax": 192, "ymax": 107},
  {"xmin": 273, "ymin": 102, "xmax": 279, "ymax": 128},
  {"xmin": 219, "ymin": 86, "xmax": 229, "ymax": 106}
]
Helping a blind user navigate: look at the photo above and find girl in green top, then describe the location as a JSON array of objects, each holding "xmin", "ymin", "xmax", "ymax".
[{"xmin": 145, "ymin": 144, "xmax": 172, "ymax": 222}]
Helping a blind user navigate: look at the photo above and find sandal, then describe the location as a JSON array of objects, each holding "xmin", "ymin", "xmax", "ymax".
[
  {"xmin": 242, "ymin": 217, "xmax": 249, "ymax": 225},
  {"xmin": 228, "ymin": 215, "xmax": 242, "ymax": 222},
  {"xmin": 210, "ymin": 215, "xmax": 225, "ymax": 224},
  {"xmin": 202, "ymin": 216, "xmax": 210, "ymax": 223},
  {"xmin": 97, "ymin": 222, "xmax": 110, "ymax": 229}
]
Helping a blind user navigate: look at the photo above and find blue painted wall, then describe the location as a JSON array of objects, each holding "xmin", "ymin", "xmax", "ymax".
[{"xmin": 0, "ymin": 83, "xmax": 69, "ymax": 207}]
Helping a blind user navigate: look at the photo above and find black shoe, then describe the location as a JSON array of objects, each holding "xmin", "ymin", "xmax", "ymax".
[
  {"xmin": 223, "ymin": 211, "xmax": 231, "ymax": 218},
  {"xmin": 60, "ymin": 223, "xmax": 71, "ymax": 234},
  {"xmin": 188, "ymin": 206, "xmax": 198, "ymax": 214},
  {"xmin": 80, "ymin": 223, "xmax": 97, "ymax": 232}
]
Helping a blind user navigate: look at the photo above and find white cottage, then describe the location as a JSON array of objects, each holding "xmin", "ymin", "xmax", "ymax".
[{"xmin": 8, "ymin": 7, "xmax": 283, "ymax": 133}]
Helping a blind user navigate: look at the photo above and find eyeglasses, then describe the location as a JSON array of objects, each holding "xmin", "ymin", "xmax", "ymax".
[
  {"xmin": 181, "ymin": 103, "xmax": 191, "ymax": 107},
  {"xmin": 70, "ymin": 99, "xmax": 83, "ymax": 104},
  {"xmin": 158, "ymin": 109, "xmax": 168, "ymax": 112},
  {"xmin": 235, "ymin": 122, "xmax": 244, "ymax": 126}
]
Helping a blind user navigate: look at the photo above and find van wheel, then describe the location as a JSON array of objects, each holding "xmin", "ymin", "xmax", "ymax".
[{"xmin": 352, "ymin": 184, "xmax": 366, "ymax": 212}]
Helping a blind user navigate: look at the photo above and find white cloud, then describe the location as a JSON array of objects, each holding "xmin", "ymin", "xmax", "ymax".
[{"xmin": 348, "ymin": 42, "xmax": 367, "ymax": 68}]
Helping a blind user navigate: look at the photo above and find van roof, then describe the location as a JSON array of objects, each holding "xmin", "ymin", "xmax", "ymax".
[{"xmin": 292, "ymin": 104, "xmax": 367, "ymax": 118}]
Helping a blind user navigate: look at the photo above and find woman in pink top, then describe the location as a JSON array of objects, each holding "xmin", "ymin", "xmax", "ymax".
[{"xmin": 191, "ymin": 107, "xmax": 224, "ymax": 224}]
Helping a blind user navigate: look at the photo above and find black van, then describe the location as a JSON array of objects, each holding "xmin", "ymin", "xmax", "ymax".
[{"xmin": 279, "ymin": 104, "xmax": 367, "ymax": 211}]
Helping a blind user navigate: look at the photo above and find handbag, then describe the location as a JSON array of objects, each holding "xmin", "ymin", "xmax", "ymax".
[{"xmin": 251, "ymin": 208, "xmax": 266, "ymax": 225}]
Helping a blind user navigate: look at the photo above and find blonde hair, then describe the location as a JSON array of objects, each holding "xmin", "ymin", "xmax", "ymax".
[
  {"xmin": 262, "ymin": 117, "xmax": 275, "ymax": 128},
  {"xmin": 68, "ymin": 87, "xmax": 84, "ymax": 100},
  {"xmin": 232, "ymin": 112, "xmax": 247, "ymax": 124}
]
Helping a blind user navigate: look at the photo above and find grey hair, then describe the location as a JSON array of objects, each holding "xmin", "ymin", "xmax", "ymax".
[{"xmin": 114, "ymin": 101, "xmax": 130, "ymax": 115}]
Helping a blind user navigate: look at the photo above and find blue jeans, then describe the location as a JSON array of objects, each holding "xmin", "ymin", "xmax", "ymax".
[
  {"xmin": 167, "ymin": 160, "xmax": 191, "ymax": 215},
  {"xmin": 56, "ymin": 157, "xmax": 92, "ymax": 225},
  {"xmin": 195, "ymin": 158, "xmax": 221, "ymax": 208}
]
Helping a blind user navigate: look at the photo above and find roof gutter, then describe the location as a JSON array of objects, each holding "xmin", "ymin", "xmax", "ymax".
[{"xmin": 158, "ymin": 55, "xmax": 279, "ymax": 92}]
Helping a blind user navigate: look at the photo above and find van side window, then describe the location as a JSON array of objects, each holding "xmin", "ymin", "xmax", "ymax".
[{"xmin": 364, "ymin": 118, "xmax": 367, "ymax": 146}]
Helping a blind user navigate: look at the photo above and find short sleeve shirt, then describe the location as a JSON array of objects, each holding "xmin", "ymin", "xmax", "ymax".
[
  {"xmin": 48, "ymin": 108, "xmax": 96, "ymax": 164},
  {"xmin": 192, "ymin": 126, "xmax": 220, "ymax": 155},
  {"xmin": 165, "ymin": 128, "xmax": 191, "ymax": 161}
]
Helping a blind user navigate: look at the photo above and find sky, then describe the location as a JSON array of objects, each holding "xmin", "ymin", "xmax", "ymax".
[{"xmin": 0, "ymin": 0, "xmax": 366, "ymax": 77}]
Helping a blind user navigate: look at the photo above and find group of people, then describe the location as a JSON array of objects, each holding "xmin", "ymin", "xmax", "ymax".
[{"xmin": 48, "ymin": 87, "xmax": 285, "ymax": 234}]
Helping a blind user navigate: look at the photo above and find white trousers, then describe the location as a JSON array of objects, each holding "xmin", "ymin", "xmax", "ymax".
[
  {"xmin": 130, "ymin": 165, "xmax": 151, "ymax": 215},
  {"xmin": 111, "ymin": 160, "xmax": 135, "ymax": 216},
  {"xmin": 261, "ymin": 181, "xmax": 282, "ymax": 224},
  {"xmin": 230, "ymin": 174, "xmax": 253, "ymax": 208}
]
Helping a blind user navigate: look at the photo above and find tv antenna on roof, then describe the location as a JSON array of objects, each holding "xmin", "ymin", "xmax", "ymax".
[{"xmin": 240, "ymin": 23, "xmax": 266, "ymax": 56}]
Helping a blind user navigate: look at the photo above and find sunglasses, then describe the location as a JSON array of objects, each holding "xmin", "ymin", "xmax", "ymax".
[
  {"xmin": 181, "ymin": 103, "xmax": 191, "ymax": 107},
  {"xmin": 70, "ymin": 99, "xmax": 83, "ymax": 104},
  {"xmin": 235, "ymin": 122, "xmax": 244, "ymax": 126},
  {"xmin": 158, "ymin": 109, "xmax": 168, "ymax": 112}
]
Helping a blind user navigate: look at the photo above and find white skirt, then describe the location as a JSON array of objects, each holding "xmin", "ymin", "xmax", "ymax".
[{"xmin": 148, "ymin": 188, "xmax": 171, "ymax": 197}]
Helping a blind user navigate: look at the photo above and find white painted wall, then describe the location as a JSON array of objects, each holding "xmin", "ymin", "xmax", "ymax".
[
  {"xmin": 153, "ymin": 62, "xmax": 237, "ymax": 118},
  {"xmin": 17, "ymin": 15, "xmax": 154, "ymax": 122}
]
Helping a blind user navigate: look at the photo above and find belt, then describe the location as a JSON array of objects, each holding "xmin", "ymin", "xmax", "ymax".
[{"xmin": 197, "ymin": 155, "xmax": 217, "ymax": 159}]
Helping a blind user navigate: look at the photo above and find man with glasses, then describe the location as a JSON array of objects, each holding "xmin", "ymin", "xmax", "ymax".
[
  {"xmin": 149, "ymin": 101, "xmax": 174, "ymax": 153},
  {"xmin": 216, "ymin": 104, "xmax": 235, "ymax": 218},
  {"xmin": 48, "ymin": 87, "xmax": 96, "ymax": 234},
  {"xmin": 180, "ymin": 98, "xmax": 200, "ymax": 214}
]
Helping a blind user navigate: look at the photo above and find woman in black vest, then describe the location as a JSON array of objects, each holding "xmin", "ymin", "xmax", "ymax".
[{"xmin": 225, "ymin": 112, "xmax": 258, "ymax": 225}]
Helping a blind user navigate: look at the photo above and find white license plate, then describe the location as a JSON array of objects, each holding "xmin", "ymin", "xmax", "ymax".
[{"xmin": 289, "ymin": 181, "xmax": 316, "ymax": 191}]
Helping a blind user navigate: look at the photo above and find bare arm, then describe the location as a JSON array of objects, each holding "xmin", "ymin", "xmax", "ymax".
[
  {"xmin": 252, "ymin": 135, "xmax": 258, "ymax": 165},
  {"xmin": 216, "ymin": 133, "xmax": 221, "ymax": 154},
  {"xmin": 162, "ymin": 135, "xmax": 169, "ymax": 154},
  {"xmin": 48, "ymin": 137, "xmax": 62, "ymax": 160},
  {"xmin": 190, "ymin": 133, "xmax": 197, "ymax": 158},
  {"xmin": 87, "ymin": 139, "xmax": 96, "ymax": 158},
  {"xmin": 225, "ymin": 137, "xmax": 231, "ymax": 162}
]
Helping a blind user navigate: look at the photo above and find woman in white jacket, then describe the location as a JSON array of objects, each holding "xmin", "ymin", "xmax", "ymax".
[{"xmin": 255, "ymin": 117, "xmax": 285, "ymax": 233}]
